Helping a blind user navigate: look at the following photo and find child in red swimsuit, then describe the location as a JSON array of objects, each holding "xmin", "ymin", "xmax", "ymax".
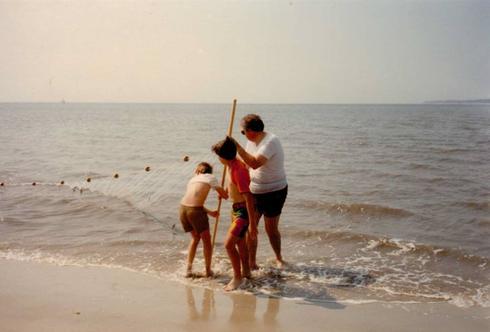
[{"xmin": 212, "ymin": 137, "xmax": 257, "ymax": 291}]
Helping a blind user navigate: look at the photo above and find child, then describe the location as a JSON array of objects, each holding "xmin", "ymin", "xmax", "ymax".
[
  {"xmin": 180, "ymin": 162, "xmax": 228, "ymax": 278},
  {"xmin": 212, "ymin": 137, "xmax": 257, "ymax": 291}
]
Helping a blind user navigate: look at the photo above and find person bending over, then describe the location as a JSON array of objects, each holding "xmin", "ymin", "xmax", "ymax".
[{"xmin": 180, "ymin": 162, "xmax": 228, "ymax": 277}]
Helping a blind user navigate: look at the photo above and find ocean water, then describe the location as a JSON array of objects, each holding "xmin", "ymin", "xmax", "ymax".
[{"xmin": 1, "ymin": 102, "xmax": 489, "ymax": 308}]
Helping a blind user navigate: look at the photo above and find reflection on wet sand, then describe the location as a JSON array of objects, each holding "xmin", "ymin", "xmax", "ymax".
[
  {"xmin": 186, "ymin": 286, "xmax": 215, "ymax": 322},
  {"xmin": 263, "ymin": 296, "xmax": 280, "ymax": 327},
  {"xmin": 228, "ymin": 292, "xmax": 280, "ymax": 330},
  {"xmin": 229, "ymin": 292, "xmax": 257, "ymax": 325},
  {"xmin": 185, "ymin": 286, "xmax": 281, "ymax": 330}
]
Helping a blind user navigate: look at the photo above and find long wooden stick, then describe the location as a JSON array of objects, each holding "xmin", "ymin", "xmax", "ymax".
[{"xmin": 211, "ymin": 99, "xmax": 237, "ymax": 255}]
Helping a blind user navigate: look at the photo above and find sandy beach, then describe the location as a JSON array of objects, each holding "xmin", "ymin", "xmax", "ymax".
[{"xmin": 0, "ymin": 259, "xmax": 487, "ymax": 332}]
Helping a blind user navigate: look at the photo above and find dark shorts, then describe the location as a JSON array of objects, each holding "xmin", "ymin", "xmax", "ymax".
[
  {"xmin": 179, "ymin": 205, "xmax": 209, "ymax": 234},
  {"xmin": 230, "ymin": 202, "xmax": 249, "ymax": 239},
  {"xmin": 254, "ymin": 185, "xmax": 288, "ymax": 218}
]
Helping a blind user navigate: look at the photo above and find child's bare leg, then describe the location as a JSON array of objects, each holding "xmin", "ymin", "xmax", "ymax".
[
  {"xmin": 237, "ymin": 237, "xmax": 251, "ymax": 278},
  {"xmin": 224, "ymin": 233, "xmax": 243, "ymax": 291},
  {"xmin": 186, "ymin": 231, "xmax": 200, "ymax": 277},
  {"xmin": 200, "ymin": 230, "xmax": 214, "ymax": 277}
]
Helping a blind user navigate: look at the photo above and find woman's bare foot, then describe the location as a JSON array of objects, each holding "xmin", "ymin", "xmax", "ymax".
[
  {"xmin": 250, "ymin": 263, "xmax": 260, "ymax": 271},
  {"xmin": 205, "ymin": 270, "xmax": 214, "ymax": 278},
  {"xmin": 224, "ymin": 277, "xmax": 243, "ymax": 291}
]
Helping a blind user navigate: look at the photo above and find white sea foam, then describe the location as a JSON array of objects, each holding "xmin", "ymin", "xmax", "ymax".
[{"xmin": 449, "ymin": 296, "xmax": 475, "ymax": 308}]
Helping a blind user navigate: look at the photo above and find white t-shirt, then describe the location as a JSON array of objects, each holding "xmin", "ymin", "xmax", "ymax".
[
  {"xmin": 245, "ymin": 132, "xmax": 287, "ymax": 194},
  {"xmin": 180, "ymin": 173, "xmax": 219, "ymax": 206},
  {"xmin": 188, "ymin": 173, "xmax": 218, "ymax": 188}
]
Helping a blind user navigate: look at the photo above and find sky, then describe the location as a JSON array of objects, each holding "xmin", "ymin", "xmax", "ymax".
[{"xmin": 0, "ymin": 0, "xmax": 489, "ymax": 104}]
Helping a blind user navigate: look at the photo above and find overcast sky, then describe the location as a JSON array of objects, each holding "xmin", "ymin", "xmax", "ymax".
[{"xmin": 0, "ymin": 0, "xmax": 488, "ymax": 103}]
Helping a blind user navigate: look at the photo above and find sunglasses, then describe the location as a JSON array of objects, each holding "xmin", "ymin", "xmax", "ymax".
[{"xmin": 241, "ymin": 129, "xmax": 246, "ymax": 135}]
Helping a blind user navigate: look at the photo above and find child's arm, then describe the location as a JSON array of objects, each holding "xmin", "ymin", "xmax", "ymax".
[
  {"xmin": 204, "ymin": 207, "xmax": 219, "ymax": 218},
  {"xmin": 243, "ymin": 192, "xmax": 257, "ymax": 240},
  {"xmin": 215, "ymin": 186, "xmax": 229, "ymax": 200},
  {"xmin": 203, "ymin": 186, "xmax": 227, "ymax": 218}
]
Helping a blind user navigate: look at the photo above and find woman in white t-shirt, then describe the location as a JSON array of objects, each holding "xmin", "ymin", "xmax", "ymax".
[{"xmin": 232, "ymin": 114, "xmax": 288, "ymax": 269}]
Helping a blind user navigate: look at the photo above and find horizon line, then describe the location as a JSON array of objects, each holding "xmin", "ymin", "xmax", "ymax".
[{"xmin": 1, "ymin": 100, "xmax": 488, "ymax": 106}]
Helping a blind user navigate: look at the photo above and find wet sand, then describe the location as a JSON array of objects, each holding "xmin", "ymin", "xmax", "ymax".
[{"xmin": 0, "ymin": 259, "xmax": 488, "ymax": 332}]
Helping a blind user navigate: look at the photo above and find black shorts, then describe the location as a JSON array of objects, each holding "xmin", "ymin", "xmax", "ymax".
[{"xmin": 253, "ymin": 185, "xmax": 288, "ymax": 218}]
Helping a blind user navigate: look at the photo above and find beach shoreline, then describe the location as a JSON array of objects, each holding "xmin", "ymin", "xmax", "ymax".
[{"xmin": 0, "ymin": 259, "xmax": 487, "ymax": 332}]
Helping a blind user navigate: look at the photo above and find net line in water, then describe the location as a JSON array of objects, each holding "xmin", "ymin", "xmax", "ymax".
[
  {"xmin": 0, "ymin": 149, "xmax": 224, "ymax": 230},
  {"xmin": 70, "ymin": 149, "xmax": 223, "ymax": 228}
]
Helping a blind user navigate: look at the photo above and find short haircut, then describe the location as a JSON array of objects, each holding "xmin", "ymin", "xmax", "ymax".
[
  {"xmin": 196, "ymin": 162, "xmax": 213, "ymax": 174},
  {"xmin": 211, "ymin": 136, "xmax": 237, "ymax": 160},
  {"xmin": 241, "ymin": 114, "xmax": 264, "ymax": 132}
]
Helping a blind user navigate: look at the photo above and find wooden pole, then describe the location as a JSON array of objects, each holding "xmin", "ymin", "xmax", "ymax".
[{"xmin": 211, "ymin": 99, "xmax": 237, "ymax": 256}]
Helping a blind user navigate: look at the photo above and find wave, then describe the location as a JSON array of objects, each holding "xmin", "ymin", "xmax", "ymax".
[
  {"xmin": 293, "ymin": 200, "xmax": 414, "ymax": 218},
  {"xmin": 431, "ymin": 147, "xmax": 474, "ymax": 154},
  {"xmin": 106, "ymin": 239, "xmax": 166, "ymax": 247},
  {"xmin": 0, "ymin": 248, "xmax": 434, "ymax": 307},
  {"xmin": 1, "ymin": 239, "xmax": 488, "ymax": 308},
  {"xmin": 459, "ymin": 201, "xmax": 490, "ymax": 212},
  {"xmin": 0, "ymin": 180, "xmax": 177, "ymax": 230},
  {"xmin": 407, "ymin": 163, "xmax": 441, "ymax": 171},
  {"xmin": 287, "ymin": 229, "xmax": 489, "ymax": 266},
  {"xmin": 476, "ymin": 219, "xmax": 490, "ymax": 228}
]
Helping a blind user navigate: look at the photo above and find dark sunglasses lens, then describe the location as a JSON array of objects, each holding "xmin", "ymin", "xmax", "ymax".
[{"xmin": 241, "ymin": 130, "xmax": 245, "ymax": 135}]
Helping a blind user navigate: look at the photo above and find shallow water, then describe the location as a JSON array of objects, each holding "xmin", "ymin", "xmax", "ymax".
[{"xmin": 1, "ymin": 102, "xmax": 489, "ymax": 307}]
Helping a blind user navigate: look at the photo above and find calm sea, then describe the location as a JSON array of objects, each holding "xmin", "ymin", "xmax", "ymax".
[{"xmin": 1, "ymin": 103, "xmax": 489, "ymax": 307}]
